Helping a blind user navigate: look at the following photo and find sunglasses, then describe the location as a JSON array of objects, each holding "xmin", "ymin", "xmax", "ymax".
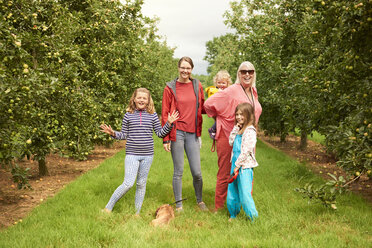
[{"xmin": 240, "ymin": 70, "xmax": 254, "ymax": 75}]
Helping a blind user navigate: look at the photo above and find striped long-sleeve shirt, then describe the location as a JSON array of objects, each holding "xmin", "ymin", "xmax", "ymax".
[{"xmin": 113, "ymin": 110, "xmax": 172, "ymax": 156}]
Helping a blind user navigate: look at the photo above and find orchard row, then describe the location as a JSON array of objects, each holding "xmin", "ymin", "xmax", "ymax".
[
  {"xmin": 204, "ymin": 0, "xmax": 371, "ymax": 178},
  {"xmin": 0, "ymin": 0, "xmax": 178, "ymax": 180}
]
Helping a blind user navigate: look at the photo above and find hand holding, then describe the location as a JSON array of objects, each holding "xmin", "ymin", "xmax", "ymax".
[
  {"xmin": 100, "ymin": 124, "xmax": 115, "ymax": 137},
  {"xmin": 167, "ymin": 110, "xmax": 180, "ymax": 124},
  {"xmin": 234, "ymin": 167, "xmax": 239, "ymax": 175}
]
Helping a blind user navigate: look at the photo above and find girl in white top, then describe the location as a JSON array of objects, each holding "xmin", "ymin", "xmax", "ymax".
[{"xmin": 227, "ymin": 102, "xmax": 258, "ymax": 221}]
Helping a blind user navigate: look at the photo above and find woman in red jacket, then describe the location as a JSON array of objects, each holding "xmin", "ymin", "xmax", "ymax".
[{"xmin": 161, "ymin": 56, "xmax": 208, "ymax": 212}]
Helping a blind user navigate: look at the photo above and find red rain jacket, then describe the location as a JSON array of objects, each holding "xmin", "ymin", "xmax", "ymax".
[{"xmin": 161, "ymin": 78, "xmax": 205, "ymax": 142}]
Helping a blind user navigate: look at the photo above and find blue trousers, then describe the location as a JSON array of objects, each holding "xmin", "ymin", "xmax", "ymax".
[
  {"xmin": 227, "ymin": 134, "xmax": 258, "ymax": 220},
  {"xmin": 227, "ymin": 168, "xmax": 258, "ymax": 220}
]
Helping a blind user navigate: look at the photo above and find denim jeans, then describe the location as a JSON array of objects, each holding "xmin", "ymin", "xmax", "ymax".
[{"xmin": 171, "ymin": 130, "xmax": 203, "ymax": 208}]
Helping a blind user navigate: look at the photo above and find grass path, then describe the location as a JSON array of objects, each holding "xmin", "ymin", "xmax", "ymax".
[{"xmin": 0, "ymin": 117, "xmax": 371, "ymax": 247}]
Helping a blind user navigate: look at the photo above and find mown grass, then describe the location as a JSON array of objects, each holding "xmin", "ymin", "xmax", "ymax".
[{"xmin": 1, "ymin": 117, "xmax": 371, "ymax": 248}]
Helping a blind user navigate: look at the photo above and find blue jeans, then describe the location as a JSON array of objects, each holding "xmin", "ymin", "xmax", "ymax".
[
  {"xmin": 171, "ymin": 130, "xmax": 203, "ymax": 208},
  {"xmin": 105, "ymin": 155, "xmax": 153, "ymax": 213}
]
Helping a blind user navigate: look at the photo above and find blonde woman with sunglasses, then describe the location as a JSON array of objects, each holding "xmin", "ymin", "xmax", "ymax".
[{"xmin": 204, "ymin": 61, "xmax": 262, "ymax": 213}]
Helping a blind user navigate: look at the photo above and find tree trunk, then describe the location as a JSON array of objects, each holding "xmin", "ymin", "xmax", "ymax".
[
  {"xmin": 300, "ymin": 130, "xmax": 307, "ymax": 150},
  {"xmin": 280, "ymin": 132, "xmax": 286, "ymax": 143},
  {"xmin": 38, "ymin": 157, "xmax": 49, "ymax": 176},
  {"xmin": 280, "ymin": 121, "xmax": 286, "ymax": 142}
]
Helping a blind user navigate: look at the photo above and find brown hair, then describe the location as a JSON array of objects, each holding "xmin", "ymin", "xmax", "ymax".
[
  {"xmin": 178, "ymin": 56, "xmax": 194, "ymax": 68},
  {"xmin": 178, "ymin": 56, "xmax": 194, "ymax": 81},
  {"xmin": 213, "ymin": 70, "xmax": 232, "ymax": 87},
  {"xmin": 126, "ymin": 88, "xmax": 155, "ymax": 114},
  {"xmin": 234, "ymin": 102, "xmax": 256, "ymax": 134}
]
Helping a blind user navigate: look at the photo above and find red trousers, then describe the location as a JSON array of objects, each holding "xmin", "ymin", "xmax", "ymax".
[{"xmin": 215, "ymin": 131, "xmax": 233, "ymax": 210}]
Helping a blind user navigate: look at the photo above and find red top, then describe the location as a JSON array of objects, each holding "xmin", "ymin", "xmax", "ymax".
[
  {"xmin": 161, "ymin": 79, "xmax": 205, "ymax": 142},
  {"xmin": 175, "ymin": 81, "xmax": 196, "ymax": 132}
]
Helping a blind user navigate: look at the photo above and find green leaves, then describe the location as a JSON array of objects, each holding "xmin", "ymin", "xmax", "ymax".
[
  {"xmin": 11, "ymin": 165, "xmax": 32, "ymax": 190},
  {"xmin": 205, "ymin": 0, "xmax": 371, "ymax": 207},
  {"xmin": 0, "ymin": 0, "xmax": 176, "ymax": 178},
  {"xmin": 295, "ymin": 173, "xmax": 347, "ymax": 209},
  {"xmin": 325, "ymin": 108, "xmax": 372, "ymax": 176}
]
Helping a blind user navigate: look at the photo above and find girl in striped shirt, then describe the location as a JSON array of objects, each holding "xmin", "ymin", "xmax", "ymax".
[{"xmin": 100, "ymin": 88, "xmax": 179, "ymax": 215}]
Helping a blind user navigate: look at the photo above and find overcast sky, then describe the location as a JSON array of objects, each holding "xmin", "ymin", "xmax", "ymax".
[{"xmin": 140, "ymin": 0, "xmax": 233, "ymax": 75}]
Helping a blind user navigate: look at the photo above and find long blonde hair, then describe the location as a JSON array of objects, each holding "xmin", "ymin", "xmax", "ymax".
[
  {"xmin": 126, "ymin": 88, "xmax": 155, "ymax": 114},
  {"xmin": 235, "ymin": 103, "xmax": 256, "ymax": 134},
  {"xmin": 235, "ymin": 61, "xmax": 256, "ymax": 88}
]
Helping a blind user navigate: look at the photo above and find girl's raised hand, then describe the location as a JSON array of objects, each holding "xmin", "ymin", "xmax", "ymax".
[
  {"xmin": 100, "ymin": 124, "xmax": 115, "ymax": 137},
  {"xmin": 167, "ymin": 110, "xmax": 180, "ymax": 124}
]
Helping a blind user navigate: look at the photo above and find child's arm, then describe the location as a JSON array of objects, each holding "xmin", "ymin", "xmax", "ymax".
[
  {"xmin": 112, "ymin": 113, "xmax": 129, "ymax": 140},
  {"xmin": 153, "ymin": 111, "xmax": 179, "ymax": 138},
  {"xmin": 161, "ymin": 87, "xmax": 172, "ymax": 142},
  {"xmin": 234, "ymin": 128, "xmax": 257, "ymax": 170},
  {"xmin": 229, "ymin": 125, "xmax": 240, "ymax": 146}
]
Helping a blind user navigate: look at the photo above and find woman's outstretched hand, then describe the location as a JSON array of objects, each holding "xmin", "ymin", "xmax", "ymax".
[
  {"xmin": 167, "ymin": 110, "xmax": 180, "ymax": 124},
  {"xmin": 100, "ymin": 124, "xmax": 115, "ymax": 137}
]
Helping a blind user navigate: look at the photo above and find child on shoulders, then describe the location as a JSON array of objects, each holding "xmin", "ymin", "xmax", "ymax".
[{"xmin": 206, "ymin": 70, "xmax": 232, "ymax": 140}]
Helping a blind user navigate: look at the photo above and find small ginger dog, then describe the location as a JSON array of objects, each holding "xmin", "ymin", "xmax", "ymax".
[{"xmin": 150, "ymin": 204, "xmax": 175, "ymax": 227}]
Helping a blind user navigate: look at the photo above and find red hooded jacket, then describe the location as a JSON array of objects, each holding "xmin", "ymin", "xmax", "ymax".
[{"xmin": 161, "ymin": 78, "xmax": 205, "ymax": 142}]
